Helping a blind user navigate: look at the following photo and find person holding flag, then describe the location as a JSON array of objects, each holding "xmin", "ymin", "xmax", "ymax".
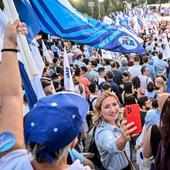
[{"xmin": 0, "ymin": 20, "xmax": 91, "ymax": 170}]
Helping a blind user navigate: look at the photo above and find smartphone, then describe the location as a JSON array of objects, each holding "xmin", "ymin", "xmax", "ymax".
[{"xmin": 125, "ymin": 104, "xmax": 142, "ymax": 135}]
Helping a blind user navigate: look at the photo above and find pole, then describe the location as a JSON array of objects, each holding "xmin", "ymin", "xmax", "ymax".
[
  {"xmin": 91, "ymin": 7, "xmax": 94, "ymax": 17},
  {"xmin": 98, "ymin": 0, "xmax": 101, "ymax": 19}
]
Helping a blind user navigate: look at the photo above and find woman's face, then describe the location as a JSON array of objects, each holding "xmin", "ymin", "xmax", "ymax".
[
  {"xmin": 155, "ymin": 80, "xmax": 160, "ymax": 89},
  {"xmin": 100, "ymin": 96, "xmax": 120, "ymax": 124}
]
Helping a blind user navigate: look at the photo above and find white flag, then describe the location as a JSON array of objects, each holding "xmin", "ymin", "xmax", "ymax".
[
  {"xmin": 30, "ymin": 39, "xmax": 45, "ymax": 77},
  {"xmin": 0, "ymin": 9, "xmax": 9, "ymax": 62},
  {"xmin": 162, "ymin": 33, "xmax": 170, "ymax": 59},
  {"xmin": 64, "ymin": 48, "xmax": 74, "ymax": 91},
  {"xmin": 42, "ymin": 40, "xmax": 53, "ymax": 63},
  {"xmin": 0, "ymin": 9, "xmax": 8, "ymax": 36}
]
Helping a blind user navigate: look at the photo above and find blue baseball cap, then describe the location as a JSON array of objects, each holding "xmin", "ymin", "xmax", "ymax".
[{"xmin": 24, "ymin": 92, "xmax": 89, "ymax": 157}]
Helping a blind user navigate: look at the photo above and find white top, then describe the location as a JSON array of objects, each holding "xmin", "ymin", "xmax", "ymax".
[
  {"xmin": 68, "ymin": 160, "xmax": 91, "ymax": 170},
  {"xmin": 0, "ymin": 149, "xmax": 33, "ymax": 170},
  {"xmin": 0, "ymin": 150, "xmax": 91, "ymax": 170},
  {"xmin": 74, "ymin": 84, "xmax": 86, "ymax": 99},
  {"xmin": 138, "ymin": 75, "xmax": 152, "ymax": 89},
  {"xmin": 128, "ymin": 65, "xmax": 142, "ymax": 78}
]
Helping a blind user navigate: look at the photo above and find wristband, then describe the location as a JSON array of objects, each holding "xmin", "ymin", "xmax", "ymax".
[{"xmin": 1, "ymin": 48, "xmax": 19, "ymax": 53}]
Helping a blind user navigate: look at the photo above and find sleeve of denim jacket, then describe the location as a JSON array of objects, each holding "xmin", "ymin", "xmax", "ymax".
[{"xmin": 95, "ymin": 127, "xmax": 122, "ymax": 153}]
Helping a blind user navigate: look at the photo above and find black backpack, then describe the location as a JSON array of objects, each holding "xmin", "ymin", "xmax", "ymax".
[
  {"xmin": 95, "ymin": 78, "xmax": 105, "ymax": 91},
  {"xmin": 88, "ymin": 127, "xmax": 105, "ymax": 170},
  {"xmin": 88, "ymin": 96, "xmax": 97, "ymax": 112},
  {"xmin": 86, "ymin": 97, "xmax": 97, "ymax": 130}
]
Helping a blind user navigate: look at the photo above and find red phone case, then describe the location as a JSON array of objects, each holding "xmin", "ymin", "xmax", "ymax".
[{"xmin": 125, "ymin": 104, "xmax": 142, "ymax": 135}]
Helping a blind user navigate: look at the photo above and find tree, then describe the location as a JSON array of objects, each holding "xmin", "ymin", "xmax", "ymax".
[
  {"xmin": 69, "ymin": 0, "xmax": 89, "ymax": 14},
  {"xmin": 147, "ymin": 0, "xmax": 169, "ymax": 4},
  {"xmin": 0, "ymin": 0, "xmax": 4, "ymax": 10},
  {"xmin": 69, "ymin": 0, "xmax": 129, "ymax": 17}
]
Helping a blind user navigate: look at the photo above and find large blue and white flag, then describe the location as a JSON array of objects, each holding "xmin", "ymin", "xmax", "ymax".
[
  {"xmin": 19, "ymin": 60, "xmax": 38, "ymax": 109},
  {"xmin": 14, "ymin": 0, "xmax": 145, "ymax": 54},
  {"xmin": 0, "ymin": 8, "xmax": 37, "ymax": 109},
  {"xmin": 64, "ymin": 49, "xmax": 74, "ymax": 91}
]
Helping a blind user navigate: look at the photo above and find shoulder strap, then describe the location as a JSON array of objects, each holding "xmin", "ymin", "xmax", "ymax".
[
  {"xmin": 92, "ymin": 126, "xmax": 97, "ymax": 139},
  {"xmin": 91, "ymin": 96, "xmax": 97, "ymax": 103},
  {"xmin": 124, "ymin": 151, "xmax": 136, "ymax": 169}
]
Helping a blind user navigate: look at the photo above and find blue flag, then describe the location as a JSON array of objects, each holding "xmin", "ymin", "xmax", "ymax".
[
  {"xmin": 19, "ymin": 61, "xmax": 37, "ymax": 109},
  {"xmin": 14, "ymin": 0, "xmax": 145, "ymax": 54},
  {"xmin": 14, "ymin": 0, "xmax": 41, "ymax": 42}
]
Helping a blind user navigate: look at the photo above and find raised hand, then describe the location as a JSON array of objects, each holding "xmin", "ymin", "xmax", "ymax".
[
  {"xmin": 120, "ymin": 120, "xmax": 137, "ymax": 141},
  {"xmin": 3, "ymin": 20, "xmax": 28, "ymax": 47}
]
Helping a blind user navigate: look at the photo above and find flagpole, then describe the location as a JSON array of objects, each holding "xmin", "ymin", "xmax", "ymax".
[{"xmin": 3, "ymin": 0, "xmax": 38, "ymax": 80}]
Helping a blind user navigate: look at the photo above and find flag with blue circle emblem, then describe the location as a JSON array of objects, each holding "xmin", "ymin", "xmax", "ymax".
[{"xmin": 14, "ymin": 0, "xmax": 145, "ymax": 54}]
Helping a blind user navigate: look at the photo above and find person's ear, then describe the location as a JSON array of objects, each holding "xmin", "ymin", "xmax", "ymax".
[{"xmin": 70, "ymin": 137, "xmax": 78, "ymax": 149}]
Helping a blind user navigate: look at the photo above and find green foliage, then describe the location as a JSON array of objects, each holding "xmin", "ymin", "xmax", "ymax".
[
  {"xmin": 69, "ymin": 0, "xmax": 127, "ymax": 18},
  {"xmin": 67, "ymin": 0, "xmax": 170, "ymax": 17},
  {"xmin": 147, "ymin": 0, "xmax": 169, "ymax": 4},
  {"xmin": 147, "ymin": 0, "xmax": 159, "ymax": 4},
  {"xmin": 0, "ymin": 0, "xmax": 4, "ymax": 10}
]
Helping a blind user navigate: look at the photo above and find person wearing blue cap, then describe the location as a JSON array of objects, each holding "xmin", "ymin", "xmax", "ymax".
[{"xmin": 0, "ymin": 21, "xmax": 91, "ymax": 170}]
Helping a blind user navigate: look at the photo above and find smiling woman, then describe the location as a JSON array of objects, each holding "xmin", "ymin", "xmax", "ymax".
[
  {"xmin": 93, "ymin": 91, "xmax": 137, "ymax": 170},
  {"xmin": 93, "ymin": 92, "xmax": 120, "ymax": 126}
]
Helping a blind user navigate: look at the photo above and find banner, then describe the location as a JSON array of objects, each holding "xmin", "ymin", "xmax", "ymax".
[{"xmin": 14, "ymin": 0, "xmax": 145, "ymax": 54}]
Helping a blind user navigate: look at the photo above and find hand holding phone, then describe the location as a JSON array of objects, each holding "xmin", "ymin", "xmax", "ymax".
[
  {"xmin": 120, "ymin": 120, "xmax": 137, "ymax": 141},
  {"xmin": 125, "ymin": 104, "xmax": 142, "ymax": 135}
]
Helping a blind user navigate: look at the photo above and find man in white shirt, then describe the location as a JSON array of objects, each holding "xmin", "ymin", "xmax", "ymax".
[
  {"xmin": 139, "ymin": 66, "xmax": 152, "ymax": 89},
  {"xmin": 128, "ymin": 55, "xmax": 141, "ymax": 78}
]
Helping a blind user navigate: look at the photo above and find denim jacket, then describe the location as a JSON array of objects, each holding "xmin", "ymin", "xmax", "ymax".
[{"xmin": 95, "ymin": 122, "xmax": 130, "ymax": 170}]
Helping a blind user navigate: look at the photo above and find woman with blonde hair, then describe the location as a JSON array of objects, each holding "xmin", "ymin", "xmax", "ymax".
[
  {"xmin": 93, "ymin": 91, "xmax": 137, "ymax": 170},
  {"xmin": 155, "ymin": 76, "xmax": 166, "ymax": 95}
]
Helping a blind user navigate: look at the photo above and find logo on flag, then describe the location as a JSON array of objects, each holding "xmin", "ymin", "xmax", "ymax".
[
  {"xmin": 63, "ymin": 49, "xmax": 74, "ymax": 91},
  {"xmin": 119, "ymin": 36, "xmax": 137, "ymax": 50},
  {"xmin": 65, "ymin": 67, "xmax": 70, "ymax": 79}
]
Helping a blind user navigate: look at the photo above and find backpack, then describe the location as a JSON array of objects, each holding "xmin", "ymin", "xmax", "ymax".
[
  {"xmin": 95, "ymin": 78, "xmax": 105, "ymax": 91},
  {"xmin": 88, "ymin": 96, "xmax": 97, "ymax": 112},
  {"xmin": 86, "ymin": 97, "xmax": 97, "ymax": 130},
  {"xmin": 88, "ymin": 127, "xmax": 105, "ymax": 170}
]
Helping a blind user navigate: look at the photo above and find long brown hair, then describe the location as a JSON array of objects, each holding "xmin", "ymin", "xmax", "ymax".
[
  {"xmin": 93, "ymin": 91, "xmax": 119, "ymax": 126},
  {"xmin": 160, "ymin": 96, "xmax": 170, "ymax": 153}
]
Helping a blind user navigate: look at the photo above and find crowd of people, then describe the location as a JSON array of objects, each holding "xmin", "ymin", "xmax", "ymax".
[{"xmin": 1, "ymin": 3, "xmax": 170, "ymax": 170}]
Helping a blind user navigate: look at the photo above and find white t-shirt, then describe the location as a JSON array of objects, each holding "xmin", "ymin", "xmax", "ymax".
[
  {"xmin": 128, "ymin": 65, "xmax": 141, "ymax": 78},
  {"xmin": 138, "ymin": 75, "xmax": 152, "ymax": 89},
  {"xmin": 0, "ymin": 150, "xmax": 91, "ymax": 170},
  {"xmin": 68, "ymin": 160, "xmax": 91, "ymax": 170},
  {"xmin": 0, "ymin": 149, "xmax": 33, "ymax": 170}
]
